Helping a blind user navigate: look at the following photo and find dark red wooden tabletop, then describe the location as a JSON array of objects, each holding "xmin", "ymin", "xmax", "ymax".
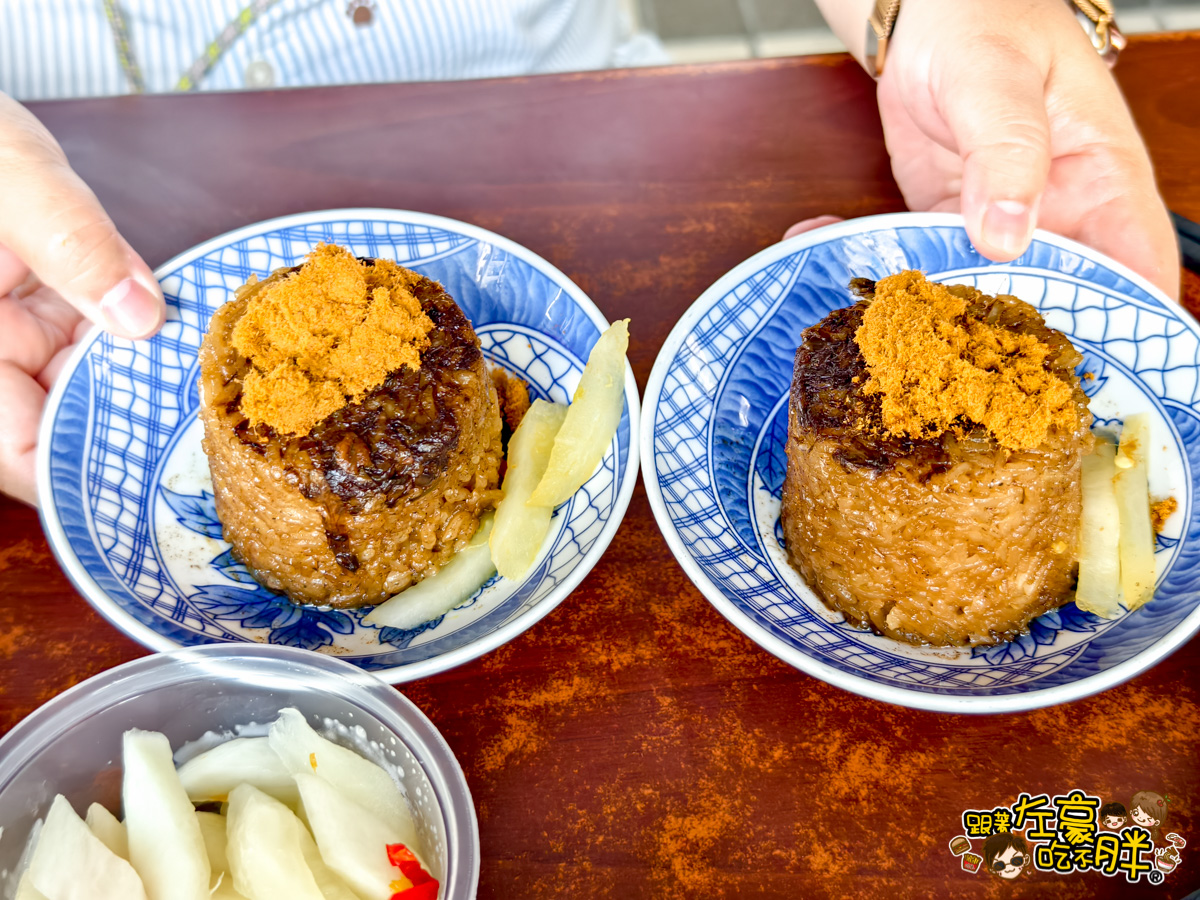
[{"xmin": 5, "ymin": 31, "xmax": 1200, "ymax": 899}]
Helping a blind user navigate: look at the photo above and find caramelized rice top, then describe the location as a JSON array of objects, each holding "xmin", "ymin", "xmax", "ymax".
[{"xmin": 231, "ymin": 244, "xmax": 434, "ymax": 436}]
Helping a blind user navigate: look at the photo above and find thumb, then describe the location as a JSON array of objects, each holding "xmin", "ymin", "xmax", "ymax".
[
  {"xmin": 937, "ymin": 43, "xmax": 1052, "ymax": 261},
  {"xmin": 0, "ymin": 94, "xmax": 163, "ymax": 339},
  {"xmin": 783, "ymin": 215, "xmax": 845, "ymax": 241}
]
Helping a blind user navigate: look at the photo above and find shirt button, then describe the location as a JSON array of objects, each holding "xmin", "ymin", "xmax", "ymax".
[
  {"xmin": 244, "ymin": 60, "xmax": 275, "ymax": 88},
  {"xmin": 348, "ymin": 0, "xmax": 375, "ymax": 26}
]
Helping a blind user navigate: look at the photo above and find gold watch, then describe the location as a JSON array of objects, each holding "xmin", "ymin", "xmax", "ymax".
[
  {"xmin": 865, "ymin": 0, "xmax": 1126, "ymax": 78},
  {"xmin": 864, "ymin": 0, "xmax": 901, "ymax": 79},
  {"xmin": 1070, "ymin": 0, "xmax": 1126, "ymax": 66}
]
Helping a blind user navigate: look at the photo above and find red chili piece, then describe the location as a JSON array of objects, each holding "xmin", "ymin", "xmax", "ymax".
[
  {"xmin": 386, "ymin": 843, "xmax": 439, "ymax": 898},
  {"xmin": 387, "ymin": 843, "xmax": 419, "ymax": 867},
  {"xmin": 400, "ymin": 860, "xmax": 431, "ymax": 885}
]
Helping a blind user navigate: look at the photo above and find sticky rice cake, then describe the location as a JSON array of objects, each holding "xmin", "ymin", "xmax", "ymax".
[
  {"xmin": 198, "ymin": 247, "xmax": 502, "ymax": 608},
  {"xmin": 780, "ymin": 272, "xmax": 1093, "ymax": 646}
]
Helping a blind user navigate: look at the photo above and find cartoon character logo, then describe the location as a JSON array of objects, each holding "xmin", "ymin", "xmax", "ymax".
[
  {"xmin": 1100, "ymin": 801, "xmax": 1127, "ymax": 830},
  {"xmin": 983, "ymin": 832, "xmax": 1030, "ymax": 880},
  {"xmin": 956, "ymin": 791, "xmax": 1183, "ymax": 882},
  {"xmin": 1130, "ymin": 791, "xmax": 1169, "ymax": 843}
]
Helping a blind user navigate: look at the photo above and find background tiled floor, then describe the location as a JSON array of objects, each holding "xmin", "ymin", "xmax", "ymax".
[{"xmin": 633, "ymin": 0, "xmax": 1200, "ymax": 63}]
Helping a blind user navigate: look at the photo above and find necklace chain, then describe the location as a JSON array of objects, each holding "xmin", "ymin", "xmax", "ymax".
[{"xmin": 102, "ymin": 0, "xmax": 281, "ymax": 93}]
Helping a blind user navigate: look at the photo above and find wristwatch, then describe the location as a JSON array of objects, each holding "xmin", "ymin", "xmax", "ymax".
[
  {"xmin": 865, "ymin": 0, "xmax": 1127, "ymax": 78},
  {"xmin": 1070, "ymin": 0, "xmax": 1127, "ymax": 66},
  {"xmin": 864, "ymin": 0, "xmax": 901, "ymax": 78}
]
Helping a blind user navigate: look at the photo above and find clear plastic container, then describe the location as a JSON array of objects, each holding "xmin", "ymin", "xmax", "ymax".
[{"xmin": 0, "ymin": 645, "xmax": 478, "ymax": 899}]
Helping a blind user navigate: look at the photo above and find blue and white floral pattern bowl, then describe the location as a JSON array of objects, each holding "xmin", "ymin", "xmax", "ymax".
[
  {"xmin": 642, "ymin": 212, "xmax": 1199, "ymax": 713},
  {"xmin": 38, "ymin": 209, "xmax": 640, "ymax": 683}
]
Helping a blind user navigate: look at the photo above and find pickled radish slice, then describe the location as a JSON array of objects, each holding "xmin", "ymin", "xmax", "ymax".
[
  {"xmin": 528, "ymin": 319, "xmax": 628, "ymax": 508},
  {"xmin": 14, "ymin": 873, "xmax": 48, "ymax": 900},
  {"xmin": 1077, "ymin": 442, "xmax": 1121, "ymax": 618},
  {"xmin": 199, "ymin": 810, "xmax": 250, "ymax": 900},
  {"xmin": 490, "ymin": 400, "xmax": 568, "ymax": 578},
  {"xmin": 1115, "ymin": 413, "xmax": 1156, "ymax": 610},
  {"xmin": 210, "ymin": 875, "xmax": 249, "ymax": 900},
  {"xmin": 28, "ymin": 795, "xmax": 147, "ymax": 900},
  {"xmin": 196, "ymin": 812, "xmax": 253, "ymax": 899},
  {"xmin": 122, "ymin": 730, "xmax": 210, "ymax": 900},
  {"xmin": 178, "ymin": 737, "xmax": 297, "ymax": 807},
  {"xmin": 225, "ymin": 784, "xmax": 324, "ymax": 900},
  {"xmin": 268, "ymin": 709, "xmax": 415, "ymax": 841},
  {"xmin": 296, "ymin": 804, "xmax": 368, "ymax": 900},
  {"xmin": 365, "ymin": 513, "xmax": 496, "ymax": 629},
  {"xmin": 295, "ymin": 772, "xmax": 424, "ymax": 899},
  {"xmin": 85, "ymin": 802, "xmax": 127, "ymax": 860},
  {"xmin": 196, "ymin": 811, "xmax": 230, "ymax": 883}
]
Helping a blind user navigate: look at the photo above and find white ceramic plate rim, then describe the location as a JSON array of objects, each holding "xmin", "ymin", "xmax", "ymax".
[
  {"xmin": 37, "ymin": 207, "xmax": 641, "ymax": 683},
  {"xmin": 641, "ymin": 211, "xmax": 1200, "ymax": 714}
]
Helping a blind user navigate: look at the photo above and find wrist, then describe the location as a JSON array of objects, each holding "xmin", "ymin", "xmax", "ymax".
[
  {"xmin": 813, "ymin": 0, "xmax": 876, "ymax": 66},
  {"xmin": 822, "ymin": 0, "xmax": 1123, "ymax": 78},
  {"xmin": 865, "ymin": 1, "xmax": 902, "ymax": 77}
]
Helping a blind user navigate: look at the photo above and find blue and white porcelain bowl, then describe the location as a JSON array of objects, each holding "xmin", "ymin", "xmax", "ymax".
[
  {"xmin": 642, "ymin": 212, "xmax": 1199, "ymax": 713},
  {"xmin": 38, "ymin": 209, "xmax": 639, "ymax": 683}
]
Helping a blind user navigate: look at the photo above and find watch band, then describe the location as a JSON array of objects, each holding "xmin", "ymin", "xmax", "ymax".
[
  {"xmin": 864, "ymin": 0, "xmax": 1125, "ymax": 79},
  {"xmin": 1070, "ymin": 0, "xmax": 1126, "ymax": 68},
  {"xmin": 865, "ymin": 0, "xmax": 901, "ymax": 79}
]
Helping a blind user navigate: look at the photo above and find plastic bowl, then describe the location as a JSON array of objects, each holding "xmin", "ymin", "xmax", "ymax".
[{"xmin": 0, "ymin": 645, "xmax": 478, "ymax": 898}]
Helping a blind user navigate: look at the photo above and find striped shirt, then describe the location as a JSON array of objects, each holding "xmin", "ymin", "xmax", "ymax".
[{"xmin": 1, "ymin": 0, "xmax": 659, "ymax": 100}]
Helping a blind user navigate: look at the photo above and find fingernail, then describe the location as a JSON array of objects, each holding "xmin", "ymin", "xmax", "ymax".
[
  {"xmin": 981, "ymin": 200, "xmax": 1034, "ymax": 259},
  {"xmin": 99, "ymin": 278, "xmax": 160, "ymax": 337}
]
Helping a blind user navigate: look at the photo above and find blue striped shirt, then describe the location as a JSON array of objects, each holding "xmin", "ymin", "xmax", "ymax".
[{"xmin": 1, "ymin": 0, "xmax": 654, "ymax": 100}]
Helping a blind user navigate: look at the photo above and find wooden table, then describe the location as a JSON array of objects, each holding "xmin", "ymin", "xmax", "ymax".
[{"xmin": 5, "ymin": 31, "xmax": 1200, "ymax": 899}]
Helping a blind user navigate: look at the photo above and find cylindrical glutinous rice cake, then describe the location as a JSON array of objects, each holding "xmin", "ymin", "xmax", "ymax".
[
  {"xmin": 198, "ymin": 244, "xmax": 502, "ymax": 608},
  {"xmin": 780, "ymin": 271, "xmax": 1094, "ymax": 646}
]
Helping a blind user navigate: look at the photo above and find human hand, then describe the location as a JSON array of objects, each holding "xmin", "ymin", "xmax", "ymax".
[
  {"xmin": 0, "ymin": 93, "xmax": 164, "ymax": 506},
  {"xmin": 799, "ymin": 0, "xmax": 1178, "ymax": 301}
]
